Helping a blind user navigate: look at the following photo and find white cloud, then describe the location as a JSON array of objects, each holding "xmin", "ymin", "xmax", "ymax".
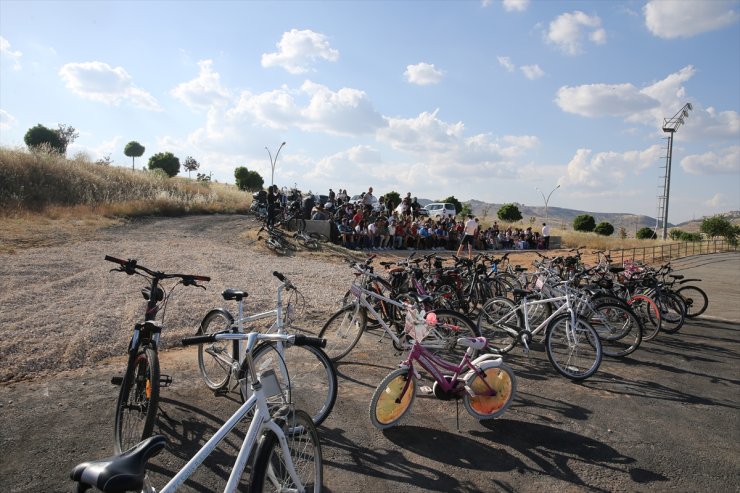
[
  {"xmin": 171, "ymin": 60, "xmax": 232, "ymax": 110},
  {"xmin": 58, "ymin": 61, "xmax": 162, "ymax": 111},
  {"xmin": 0, "ymin": 109, "xmax": 17, "ymax": 130},
  {"xmin": 555, "ymin": 83, "xmax": 659, "ymax": 117},
  {"xmin": 404, "ymin": 62, "xmax": 445, "ymax": 85},
  {"xmin": 502, "ymin": 0, "xmax": 529, "ymax": 12},
  {"xmin": 0, "ymin": 36, "xmax": 22, "ymax": 70},
  {"xmin": 261, "ymin": 29, "xmax": 339, "ymax": 74},
  {"xmin": 644, "ymin": 0, "xmax": 740, "ymax": 39},
  {"xmin": 559, "ymin": 145, "xmax": 663, "ymax": 189},
  {"xmin": 497, "ymin": 56, "xmax": 515, "ymax": 72},
  {"xmin": 228, "ymin": 80, "xmax": 385, "ymax": 136},
  {"xmin": 546, "ymin": 11, "xmax": 606, "ymax": 55},
  {"xmin": 521, "ymin": 64, "xmax": 545, "ymax": 80},
  {"xmin": 681, "ymin": 146, "xmax": 740, "ymax": 175},
  {"xmin": 705, "ymin": 193, "xmax": 728, "ymax": 208}
]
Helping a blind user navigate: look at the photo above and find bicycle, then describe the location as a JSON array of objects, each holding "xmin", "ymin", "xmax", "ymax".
[
  {"xmin": 320, "ymin": 259, "xmax": 481, "ymax": 363},
  {"xmin": 105, "ymin": 256, "xmax": 210, "ymax": 454},
  {"xmin": 258, "ymin": 225, "xmax": 298, "ymax": 255},
  {"xmin": 369, "ymin": 306, "xmax": 516, "ymax": 429},
  {"xmin": 197, "ymin": 271, "xmax": 337, "ymax": 426},
  {"xmin": 71, "ymin": 332, "xmax": 324, "ymax": 493},
  {"xmin": 476, "ymin": 278, "xmax": 603, "ymax": 380}
]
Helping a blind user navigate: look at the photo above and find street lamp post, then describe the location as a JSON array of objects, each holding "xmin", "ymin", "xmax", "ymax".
[
  {"xmin": 266, "ymin": 141, "xmax": 286, "ymax": 187},
  {"xmin": 535, "ymin": 185, "xmax": 560, "ymax": 223}
]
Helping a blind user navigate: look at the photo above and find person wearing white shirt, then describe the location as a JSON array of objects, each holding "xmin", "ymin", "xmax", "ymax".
[
  {"xmin": 455, "ymin": 214, "xmax": 478, "ymax": 259},
  {"xmin": 542, "ymin": 223, "xmax": 551, "ymax": 249}
]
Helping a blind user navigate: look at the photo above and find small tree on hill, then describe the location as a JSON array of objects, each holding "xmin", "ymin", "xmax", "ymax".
[
  {"xmin": 573, "ymin": 214, "xmax": 596, "ymax": 232},
  {"xmin": 234, "ymin": 167, "xmax": 264, "ymax": 191},
  {"xmin": 594, "ymin": 222, "xmax": 614, "ymax": 236},
  {"xmin": 460, "ymin": 202, "xmax": 473, "ymax": 218},
  {"xmin": 701, "ymin": 215, "xmax": 738, "ymax": 246},
  {"xmin": 636, "ymin": 227, "xmax": 657, "ymax": 240},
  {"xmin": 440, "ymin": 196, "xmax": 463, "ymax": 215},
  {"xmin": 124, "ymin": 141, "xmax": 146, "ymax": 170},
  {"xmin": 56, "ymin": 124, "xmax": 79, "ymax": 154},
  {"xmin": 24, "ymin": 124, "xmax": 65, "ymax": 154},
  {"xmin": 148, "ymin": 151, "xmax": 180, "ymax": 177},
  {"xmin": 497, "ymin": 203, "xmax": 522, "ymax": 223},
  {"xmin": 183, "ymin": 156, "xmax": 200, "ymax": 178}
]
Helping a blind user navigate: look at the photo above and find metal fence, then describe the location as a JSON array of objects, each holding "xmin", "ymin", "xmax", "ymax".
[{"xmin": 610, "ymin": 239, "xmax": 738, "ymax": 266}]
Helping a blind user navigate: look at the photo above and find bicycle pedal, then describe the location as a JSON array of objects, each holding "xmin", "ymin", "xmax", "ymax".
[
  {"xmin": 111, "ymin": 376, "xmax": 123, "ymax": 386},
  {"xmin": 420, "ymin": 385, "xmax": 433, "ymax": 394},
  {"xmin": 159, "ymin": 375, "xmax": 173, "ymax": 387}
]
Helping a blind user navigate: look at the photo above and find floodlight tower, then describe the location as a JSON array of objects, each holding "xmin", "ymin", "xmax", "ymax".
[{"xmin": 657, "ymin": 103, "xmax": 692, "ymax": 240}]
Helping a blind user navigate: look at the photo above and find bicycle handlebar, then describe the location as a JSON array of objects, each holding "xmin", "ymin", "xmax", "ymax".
[
  {"xmin": 104, "ymin": 255, "xmax": 211, "ymax": 283},
  {"xmin": 182, "ymin": 332, "xmax": 326, "ymax": 348}
]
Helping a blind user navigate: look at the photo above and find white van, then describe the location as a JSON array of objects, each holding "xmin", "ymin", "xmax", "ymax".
[{"xmin": 424, "ymin": 203, "xmax": 457, "ymax": 219}]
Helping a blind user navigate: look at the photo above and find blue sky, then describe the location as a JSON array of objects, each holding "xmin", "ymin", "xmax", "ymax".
[{"xmin": 1, "ymin": 0, "xmax": 738, "ymax": 224}]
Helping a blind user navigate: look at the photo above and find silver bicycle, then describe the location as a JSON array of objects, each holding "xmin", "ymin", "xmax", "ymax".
[{"xmin": 71, "ymin": 332, "xmax": 324, "ymax": 493}]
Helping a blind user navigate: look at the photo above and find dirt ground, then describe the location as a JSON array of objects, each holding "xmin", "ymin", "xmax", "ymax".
[{"xmin": 0, "ymin": 215, "xmax": 738, "ymax": 492}]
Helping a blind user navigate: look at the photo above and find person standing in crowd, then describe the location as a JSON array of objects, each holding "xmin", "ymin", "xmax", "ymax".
[
  {"xmin": 542, "ymin": 223, "xmax": 550, "ymax": 249},
  {"xmin": 266, "ymin": 185, "xmax": 279, "ymax": 227},
  {"xmin": 363, "ymin": 187, "xmax": 375, "ymax": 210},
  {"xmin": 456, "ymin": 214, "xmax": 478, "ymax": 259}
]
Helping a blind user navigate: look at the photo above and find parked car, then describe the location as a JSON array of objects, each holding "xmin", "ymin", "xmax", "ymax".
[
  {"xmin": 394, "ymin": 203, "xmax": 429, "ymax": 217},
  {"xmin": 424, "ymin": 202, "xmax": 457, "ymax": 219},
  {"xmin": 350, "ymin": 194, "xmax": 381, "ymax": 211}
]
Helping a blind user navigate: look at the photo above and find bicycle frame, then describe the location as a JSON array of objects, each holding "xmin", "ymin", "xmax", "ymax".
[{"xmin": 404, "ymin": 342, "xmax": 493, "ymax": 397}]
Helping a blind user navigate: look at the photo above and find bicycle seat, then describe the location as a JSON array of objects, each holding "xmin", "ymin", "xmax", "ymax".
[
  {"xmin": 222, "ymin": 289, "xmax": 248, "ymax": 301},
  {"xmin": 669, "ymin": 274, "xmax": 684, "ymax": 280},
  {"xmin": 457, "ymin": 337, "xmax": 487, "ymax": 350},
  {"xmin": 609, "ymin": 267, "xmax": 625, "ymax": 273},
  {"xmin": 71, "ymin": 435, "xmax": 166, "ymax": 493}
]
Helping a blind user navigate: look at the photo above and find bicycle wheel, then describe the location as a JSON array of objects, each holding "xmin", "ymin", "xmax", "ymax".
[
  {"xmin": 309, "ymin": 232, "xmax": 329, "ymax": 243},
  {"xmin": 243, "ymin": 342, "xmax": 338, "ymax": 427},
  {"xmin": 249, "ymin": 409, "xmax": 322, "ymax": 493},
  {"xmin": 657, "ymin": 291, "xmax": 686, "ymax": 334},
  {"xmin": 299, "ymin": 237, "xmax": 320, "ymax": 251},
  {"xmin": 114, "ymin": 346, "xmax": 159, "ymax": 453},
  {"xmin": 676, "ymin": 285, "xmax": 709, "ymax": 318},
  {"xmin": 289, "ymin": 217, "xmax": 307, "ymax": 232},
  {"xmin": 423, "ymin": 309, "xmax": 481, "ymax": 363},
  {"xmin": 476, "ymin": 297, "xmax": 520, "ymax": 354},
  {"xmin": 586, "ymin": 301, "xmax": 642, "ymax": 357},
  {"xmin": 628, "ymin": 294, "xmax": 661, "ymax": 341},
  {"xmin": 318, "ymin": 303, "xmax": 367, "ymax": 362},
  {"xmin": 545, "ymin": 314, "xmax": 602, "ymax": 381},
  {"xmin": 197, "ymin": 309, "xmax": 236, "ymax": 390},
  {"xmin": 265, "ymin": 239, "xmax": 288, "ymax": 255},
  {"xmin": 463, "ymin": 361, "xmax": 517, "ymax": 420},
  {"xmin": 369, "ymin": 368, "xmax": 416, "ymax": 429}
]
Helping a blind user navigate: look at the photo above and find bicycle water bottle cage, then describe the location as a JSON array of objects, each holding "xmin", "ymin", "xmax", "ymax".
[{"xmin": 222, "ymin": 289, "xmax": 247, "ymax": 301}]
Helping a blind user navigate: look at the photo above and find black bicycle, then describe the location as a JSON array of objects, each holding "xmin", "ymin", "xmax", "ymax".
[{"xmin": 105, "ymin": 255, "xmax": 210, "ymax": 453}]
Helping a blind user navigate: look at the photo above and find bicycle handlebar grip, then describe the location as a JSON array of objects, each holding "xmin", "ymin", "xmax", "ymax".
[
  {"xmin": 273, "ymin": 271, "xmax": 286, "ymax": 282},
  {"xmin": 104, "ymin": 255, "xmax": 127, "ymax": 265},
  {"xmin": 293, "ymin": 335, "xmax": 327, "ymax": 349},
  {"xmin": 182, "ymin": 335, "xmax": 214, "ymax": 346}
]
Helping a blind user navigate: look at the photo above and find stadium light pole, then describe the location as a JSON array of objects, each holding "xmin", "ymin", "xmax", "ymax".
[
  {"xmin": 659, "ymin": 103, "xmax": 692, "ymax": 240},
  {"xmin": 266, "ymin": 141, "xmax": 286, "ymax": 187},
  {"xmin": 536, "ymin": 185, "xmax": 560, "ymax": 223}
]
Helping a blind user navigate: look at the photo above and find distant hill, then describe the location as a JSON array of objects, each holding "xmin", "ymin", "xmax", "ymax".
[{"xmin": 674, "ymin": 211, "xmax": 740, "ymax": 232}]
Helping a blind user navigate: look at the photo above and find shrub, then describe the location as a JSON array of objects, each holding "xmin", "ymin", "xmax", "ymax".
[
  {"xmin": 573, "ymin": 214, "xmax": 596, "ymax": 232},
  {"xmin": 594, "ymin": 222, "xmax": 614, "ymax": 236},
  {"xmin": 148, "ymin": 152, "xmax": 180, "ymax": 177},
  {"xmin": 497, "ymin": 203, "xmax": 522, "ymax": 222},
  {"xmin": 636, "ymin": 227, "xmax": 657, "ymax": 240}
]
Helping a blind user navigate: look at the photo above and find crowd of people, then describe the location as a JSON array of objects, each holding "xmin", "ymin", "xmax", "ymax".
[{"xmin": 263, "ymin": 185, "xmax": 552, "ymax": 256}]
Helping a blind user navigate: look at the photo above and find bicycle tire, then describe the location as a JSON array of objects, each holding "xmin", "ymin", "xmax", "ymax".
[
  {"xmin": 241, "ymin": 342, "xmax": 338, "ymax": 427},
  {"xmin": 114, "ymin": 346, "xmax": 159, "ymax": 453},
  {"xmin": 676, "ymin": 285, "xmax": 709, "ymax": 318},
  {"xmin": 249, "ymin": 409, "xmax": 323, "ymax": 493},
  {"xmin": 289, "ymin": 217, "xmax": 307, "ymax": 232},
  {"xmin": 369, "ymin": 368, "xmax": 416, "ymax": 429},
  {"xmin": 265, "ymin": 238, "xmax": 288, "ymax": 255},
  {"xmin": 627, "ymin": 294, "xmax": 662, "ymax": 341},
  {"xmin": 318, "ymin": 303, "xmax": 367, "ymax": 362},
  {"xmin": 657, "ymin": 291, "xmax": 686, "ymax": 333},
  {"xmin": 586, "ymin": 301, "xmax": 642, "ymax": 357},
  {"xmin": 476, "ymin": 297, "xmax": 521, "ymax": 354},
  {"xmin": 463, "ymin": 361, "xmax": 517, "ymax": 420},
  {"xmin": 424, "ymin": 309, "xmax": 481, "ymax": 363},
  {"xmin": 309, "ymin": 232, "xmax": 329, "ymax": 243},
  {"xmin": 197, "ymin": 309, "xmax": 236, "ymax": 390},
  {"xmin": 301, "ymin": 237, "xmax": 320, "ymax": 251},
  {"xmin": 545, "ymin": 314, "xmax": 602, "ymax": 380}
]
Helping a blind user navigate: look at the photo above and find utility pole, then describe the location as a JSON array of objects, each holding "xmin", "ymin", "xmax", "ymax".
[
  {"xmin": 266, "ymin": 141, "xmax": 286, "ymax": 187},
  {"xmin": 657, "ymin": 103, "xmax": 692, "ymax": 239}
]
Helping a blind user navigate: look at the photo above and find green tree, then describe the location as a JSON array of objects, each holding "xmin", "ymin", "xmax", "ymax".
[
  {"xmin": 497, "ymin": 203, "xmax": 522, "ymax": 222},
  {"xmin": 636, "ymin": 227, "xmax": 657, "ymax": 240},
  {"xmin": 56, "ymin": 124, "xmax": 79, "ymax": 154},
  {"xmin": 24, "ymin": 124, "xmax": 65, "ymax": 153},
  {"xmin": 440, "ymin": 196, "xmax": 463, "ymax": 215},
  {"xmin": 124, "ymin": 141, "xmax": 146, "ymax": 170},
  {"xmin": 669, "ymin": 229, "xmax": 684, "ymax": 241},
  {"xmin": 701, "ymin": 215, "xmax": 738, "ymax": 246},
  {"xmin": 460, "ymin": 202, "xmax": 473, "ymax": 218},
  {"xmin": 234, "ymin": 166, "xmax": 264, "ymax": 191},
  {"xmin": 594, "ymin": 221, "xmax": 614, "ymax": 236},
  {"xmin": 196, "ymin": 172, "xmax": 212, "ymax": 182},
  {"xmin": 148, "ymin": 151, "xmax": 180, "ymax": 177},
  {"xmin": 383, "ymin": 191, "xmax": 401, "ymax": 212},
  {"xmin": 573, "ymin": 214, "xmax": 596, "ymax": 232},
  {"xmin": 183, "ymin": 156, "xmax": 200, "ymax": 178}
]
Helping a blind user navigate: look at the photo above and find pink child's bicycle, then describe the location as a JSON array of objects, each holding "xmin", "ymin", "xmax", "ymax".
[{"xmin": 369, "ymin": 307, "xmax": 517, "ymax": 429}]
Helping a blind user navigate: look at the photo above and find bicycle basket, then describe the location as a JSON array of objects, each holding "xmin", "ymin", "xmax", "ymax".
[{"xmin": 404, "ymin": 306, "xmax": 430, "ymax": 342}]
